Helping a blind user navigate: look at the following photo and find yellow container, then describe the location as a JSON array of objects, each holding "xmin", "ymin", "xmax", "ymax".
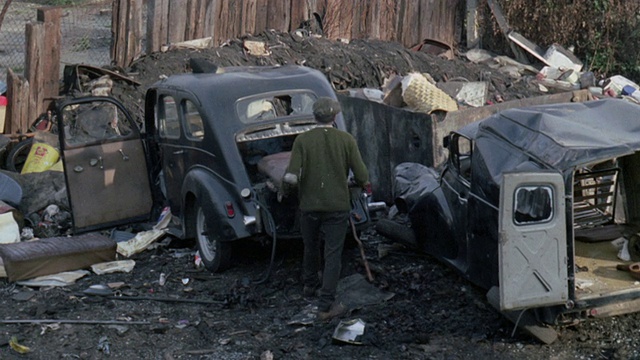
[{"xmin": 21, "ymin": 142, "xmax": 60, "ymax": 174}]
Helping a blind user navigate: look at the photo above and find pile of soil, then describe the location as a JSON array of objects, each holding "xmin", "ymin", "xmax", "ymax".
[
  {"xmin": 112, "ymin": 30, "xmax": 545, "ymax": 122},
  {"xmin": 3, "ymin": 32, "xmax": 640, "ymax": 359}
]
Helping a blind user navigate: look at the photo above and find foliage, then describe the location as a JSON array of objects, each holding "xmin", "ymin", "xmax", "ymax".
[{"xmin": 478, "ymin": 0, "xmax": 640, "ymax": 82}]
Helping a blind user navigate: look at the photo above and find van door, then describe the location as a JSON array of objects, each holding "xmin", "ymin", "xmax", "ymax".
[
  {"xmin": 58, "ymin": 98, "xmax": 153, "ymax": 232},
  {"xmin": 498, "ymin": 171, "xmax": 568, "ymax": 310}
]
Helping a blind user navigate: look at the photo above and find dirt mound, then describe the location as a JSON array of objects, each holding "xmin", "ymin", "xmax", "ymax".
[{"xmin": 115, "ymin": 30, "xmax": 543, "ymax": 121}]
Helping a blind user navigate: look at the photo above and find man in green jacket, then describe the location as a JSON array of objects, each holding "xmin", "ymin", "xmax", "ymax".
[{"xmin": 283, "ymin": 97, "xmax": 369, "ymax": 314}]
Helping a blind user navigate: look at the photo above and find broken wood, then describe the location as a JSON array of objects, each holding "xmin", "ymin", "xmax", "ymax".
[
  {"xmin": 37, "ymin": 7, "xmax": 61, "ymax": 112},
  {"xmin": 486, "ymin": 0, "xmax": 529, "ymax": 64},
  {"xmin": 5, "ymin": 69, "xmax": 30, "ymax": 134},
  {"xmin": 350, "ymin": 218, "xmax": 374, "ymax": 282}
]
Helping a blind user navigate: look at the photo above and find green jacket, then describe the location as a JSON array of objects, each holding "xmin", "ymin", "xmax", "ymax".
[{"xmin": 285, "ymin": 126, "xmax": 369, "ymax": 212}]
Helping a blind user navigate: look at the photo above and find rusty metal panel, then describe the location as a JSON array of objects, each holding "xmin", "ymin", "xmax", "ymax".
[{"xmin": 339, "ymin": 95, "xmax": 433, "ymax": 204}]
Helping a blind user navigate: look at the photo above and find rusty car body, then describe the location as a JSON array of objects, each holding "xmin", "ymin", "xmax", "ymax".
[
  {"xmin": 56, "ymin": 65, "xmax": 370, "ymax": 272},
  {"xmin": 392, "ymin": 98, "xmax": 640, "ymax": 342}
]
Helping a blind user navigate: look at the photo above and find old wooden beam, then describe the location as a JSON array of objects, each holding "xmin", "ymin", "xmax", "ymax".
[
  {"xmin": 5, "ymin": 69, "xmax": 29, "ymax": 134},
  {"xmin": 25, "ymin": 22, "xmax": 44, "ymax": 129},
  {"xmin": 266, "ymin": 0, "xmax": 290, "ymax": 32},
  {"xmin": 168, "ymin": 0, "xmax": 188, "ymax": 43},
  {"xmin": 466, "ymin": 0, "xmax": 480, "ymax": 48},
  {"xmin": 254, "ymin": 0, "xmax": 268, "ymax": 35},
  {"xmin": 486, "ymin": 0, "xmax": 529, "ymax": 64},
  {"xmin": 36, "ymin": 7, "xmax": 61, "ymax": 112},
  {"xmin": 240, "ymin": 0, "xmax": 257, "ymax": 35},
  {"xmin": 146, "ymin": 0, "xmax": 169, "ymax": 53}
]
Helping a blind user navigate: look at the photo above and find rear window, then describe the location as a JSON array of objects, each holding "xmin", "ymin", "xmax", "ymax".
[
  {"xmin": 513, "ymin": 185, "xmax": 554, "ymax": 225},
  {"xmin": 236, "ymin": 91, "xmax": 316, "ymax": 123}
]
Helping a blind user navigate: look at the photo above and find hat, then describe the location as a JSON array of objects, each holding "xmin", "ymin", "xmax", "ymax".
[{"xmin": 312, "ymin": 97, "xmax": 341, "ymax": 123}]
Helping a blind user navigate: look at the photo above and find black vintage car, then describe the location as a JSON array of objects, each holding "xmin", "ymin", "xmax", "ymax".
[{"xmin": 56, "ymin": 65, "xmax": 369, "ymax": 272}]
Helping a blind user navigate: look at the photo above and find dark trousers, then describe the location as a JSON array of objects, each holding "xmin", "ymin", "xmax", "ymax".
[{"xmin": 300, "ymin": 211, "xmax": 349, "ymax": 309}]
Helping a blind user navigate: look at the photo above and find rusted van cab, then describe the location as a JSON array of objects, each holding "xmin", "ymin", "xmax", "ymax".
[{"xmin": 393, "ymin": 99, "xmax": 640, "ymax": 342}]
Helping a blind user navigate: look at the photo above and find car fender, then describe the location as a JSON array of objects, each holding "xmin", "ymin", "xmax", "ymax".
[
  {"xmin": 393, "ymin": 162, "xmax": 441, "ymax": 213},
  {"xmin": 180, "ymin": 167, "xmax": 252, "ymax": 242},
  {"xmin": 392, "ymin": 162, "xmax": 456, "ymax": 257}
]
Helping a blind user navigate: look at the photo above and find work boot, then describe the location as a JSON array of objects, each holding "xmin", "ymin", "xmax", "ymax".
[{"xmin": 318, "ymin": 302, "xmax": 346, "ymax": 321}]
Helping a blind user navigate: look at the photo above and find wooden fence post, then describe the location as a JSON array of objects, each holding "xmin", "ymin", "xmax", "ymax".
[
  {"xmin": 25, "ymin": 22, "xmax": 44, "ymax": 127},
  {"xmin": 5, "ymin": 69, "xmax": 30, "ymax": 134},
  {"xmin": 146, "ymin": 0, "xmax": 169, "ymax": 53},
  {"xmin": 37, "ymin": 7, "xmax": 61, "ymax": 112},
  {"xmin": 112, "ymin": 0, "xmax": 143, "ymax": 68}
]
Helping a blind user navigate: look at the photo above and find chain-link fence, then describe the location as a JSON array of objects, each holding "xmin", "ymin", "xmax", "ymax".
[{"xmin": 0, "ymin": 0, "xmax": 112, "ymax": 84}]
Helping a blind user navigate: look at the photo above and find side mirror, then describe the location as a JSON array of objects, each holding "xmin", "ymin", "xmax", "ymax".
[{"xmin": 442, "ymin": 135, "xmax": 450, "ymax": 149}]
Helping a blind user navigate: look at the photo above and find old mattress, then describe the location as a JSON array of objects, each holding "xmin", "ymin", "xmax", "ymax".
[{"xmin": 0, "ymin": 233, "xmax": 116, "ymax": 281}]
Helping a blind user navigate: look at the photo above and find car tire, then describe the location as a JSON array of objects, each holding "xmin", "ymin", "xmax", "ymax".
[
  {"xmin": 195, "ymin": 205, "xmax": 232, "ymax": 272},
  {"xmin": 5, "ymin": 138, "xmax": 34, "ymax": 173}
]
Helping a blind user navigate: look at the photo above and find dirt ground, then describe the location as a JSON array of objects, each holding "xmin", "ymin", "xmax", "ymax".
[{"xmin": 2, "ymin": 31, "xmax": 640, "ymax": 359}]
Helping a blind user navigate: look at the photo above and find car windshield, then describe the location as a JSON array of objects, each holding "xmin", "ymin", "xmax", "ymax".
[{"xmin": 236, "ymin": 91, "xmax": 316, "ymax": 123}]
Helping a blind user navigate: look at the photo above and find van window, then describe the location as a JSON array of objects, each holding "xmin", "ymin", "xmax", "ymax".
[
  {"xmin": 158, "ymin": 96, "xmax": 180, "ymax": 139},
  {"xmin": 513, "ymin": 185, "xmax": 553, "ymax": 225}
]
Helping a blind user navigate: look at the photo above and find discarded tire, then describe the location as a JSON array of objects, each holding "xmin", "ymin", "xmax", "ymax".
[{"xmin": 5, "ymin": 138, "xmax": 33, "ymax": 173}]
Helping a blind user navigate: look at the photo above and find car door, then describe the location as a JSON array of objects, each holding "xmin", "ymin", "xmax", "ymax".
[
  {"xmin": 59, "ymin": 97, "xmax": 153, "ymax": 232},
  {"xmin": 498, "ymin": 171, "xmax": 568, "ymax": 310}
]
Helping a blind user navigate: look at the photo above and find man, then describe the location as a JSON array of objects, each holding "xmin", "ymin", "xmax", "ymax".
[{"xmin": 283, "ymin": 97, "xmax": 369, "ymax": 314}]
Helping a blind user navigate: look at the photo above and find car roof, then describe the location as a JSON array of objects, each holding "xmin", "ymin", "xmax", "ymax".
[
  {"xmin": 468, "ymin": 98, "xmax": 640, "ymax": 169},
  {"xmin": 150, "ymin": 65, "xmax": 333, "ymax": 102}
]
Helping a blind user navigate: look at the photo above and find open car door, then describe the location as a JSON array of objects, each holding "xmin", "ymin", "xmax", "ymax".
[
  {"xmin": 498, "ymin": 171, "xmax": 568, "ymax": 310},
  {"xmin": 58, "ymin": 97, "xmax": 153, "ymax": 233}
]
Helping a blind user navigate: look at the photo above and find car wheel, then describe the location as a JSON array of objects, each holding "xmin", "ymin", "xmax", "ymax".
[
  {"xmin": 5, "ymin": 138, "xmax": 34, "ymax": 173},
  {"xmin": 195, "ymin": 205, "xmax": 231, "ymax": 272}
]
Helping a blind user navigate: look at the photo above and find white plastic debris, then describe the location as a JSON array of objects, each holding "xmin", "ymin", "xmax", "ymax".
[
  {"xmin": 332, "ymin": 319, "xmax": 366, "ymax": 345},
  {"xmin": 0, "ymin": 212, "xmax": 20, "ymax": 244},
  {"xmin": 91, "ymin": 260, "xmax": 136, "ymax": 275},
  {"xmin": 116, "ymin": 229, "xmax": 167, "ymax": 257}
]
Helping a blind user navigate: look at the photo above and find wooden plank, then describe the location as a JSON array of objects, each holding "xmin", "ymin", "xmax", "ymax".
[
  {"xmin": 378, "ymin": 0, "xmax": 397, "ymax": 41},
  {"xmin": 146, "ymin": 0, "xmax": 169, "ymax": 53},
  {"xmin": 25, "ymin": 22, "xmax": 44, "ymax": 130},
  {"xmin": 111, "ymin": 0, "xmax": 127, "ymax": 66},
  {"xmin": 194, "ymin": 0, "xmax": 208, "ymax": 39},
  {"xmin": 486, "ymin": 0, "xmax": 529, "ymax": 64},
  {"xmin": 241, "ymin": 0, "xmax": 257, "ymax": 35},
  {"xmin": 36, "ymin": 7, "xmax": 61, "ymax": 112},
  {"xmin": 254, "ymin": 0, "xmax": 268, "ymax": 34},
  {"xmin": 398, "ymin": 0, "xmax": 420, "ymax": 47},
  {"xmin": 290, "ymin": 0, "xmax": 309, "ymax": 30},
  {"xmin": 6, "ymin": 69, "xmax": 29, "ymax": 134},
  {"xmin": 185, "ymin": 0, "xmax": 196, "ymax": 39},
  {"xmin": 228, "ymin": 0, "xmax": 240, "ymax": 37},
  {"xmin": 168, "ymin": 0, "xmax": 188, "ymax": 43},
  {"xmin": 466, "ymin": 0, "xmax": 479, "ymax": 48},
  {"xmin": 266, "ymin": 0, "xmax": 290, "ymax": 32},
  {"xmin": 127, "ymin": 0, "xmax": 143, "ymax": 65},
  {"xmin": 204, "ymin": 0, "xmax": 217, "ymax": 42},
  {"xmin": 351, "ymin": 0, "xmax": 367, "ymax": 39},
  {"xmin": 323, "ymin": 0, "xmax": 349, "ymax": 39}
]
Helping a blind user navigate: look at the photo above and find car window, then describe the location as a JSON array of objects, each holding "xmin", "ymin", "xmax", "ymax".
[
  {"xmin": 237, "ymin": 91, "xmax": 316, "ymax": 123},
  {"xmin": 61, "ymin": 101, "xmax": 133, "ymax": 147},
  {"xmin": 513, "ymin": 185, "xmax": 553, "ymax": 225},
  {"xmin": 158, "ymin": 96, "xmax": 180, "ymax": 139},
  {"xmin": 184, "ymin": 100, "xmax": 204, "ymax": 140}
]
